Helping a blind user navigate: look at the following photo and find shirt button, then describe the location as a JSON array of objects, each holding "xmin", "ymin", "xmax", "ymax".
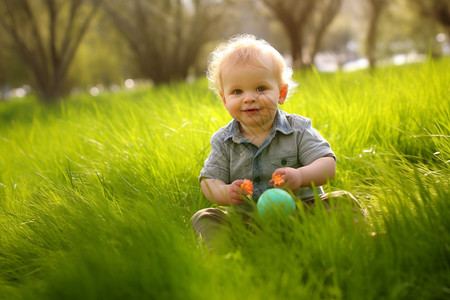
[
  {"xmin": 281, "ymin": 159, "xmax": 287, "ymax": 165},
  {"xmin": 254, "ymin": 176, "xmax": 261, "ymax": 183}
]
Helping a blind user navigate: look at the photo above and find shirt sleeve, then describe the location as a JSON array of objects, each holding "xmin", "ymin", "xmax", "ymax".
[
  {"xmin": 297, "ymin": 118, "xmax": 335, "ymax": 166},
  {"xmin": 199, "ymin": 131, "xmax": 230, "ymax": 183}
]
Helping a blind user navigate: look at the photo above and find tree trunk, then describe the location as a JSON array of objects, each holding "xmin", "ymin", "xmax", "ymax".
[
  {"xmin": 366, "ymin": 0, "xmax": 386, "ymax": 70},
  {"xmin": 288, "ymin": 25, "xmax": 304, "ymax": 67},
  {"xmin": 309, "ymin": 0, "xmax": 343, "ymax": 66},
  {"xmin": 0, "ymin": 0, "xmax": 101, "ymax": 103}
]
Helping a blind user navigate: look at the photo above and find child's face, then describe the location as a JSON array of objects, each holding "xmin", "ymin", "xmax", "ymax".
[{"xmin": 220, "ymin": 54, "xmax": 287, "ymax": 134}]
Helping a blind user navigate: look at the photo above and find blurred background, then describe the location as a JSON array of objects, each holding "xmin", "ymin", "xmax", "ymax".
[{"xmin": 0, "ymin": 0, "xmax": 449, "ymax": 103}]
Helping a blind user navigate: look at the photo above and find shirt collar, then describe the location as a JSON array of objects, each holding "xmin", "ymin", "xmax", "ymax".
[
  {"xmin": 272, "ymin": 109, "xmax": 293, "ymax": 135},
  {"xmin": 223, "ymin": 109, "xmax": 293, "ymax": 143}
]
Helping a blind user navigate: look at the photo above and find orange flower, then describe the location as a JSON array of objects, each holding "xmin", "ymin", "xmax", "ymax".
[
  {"xmin": 272, "ymin": 173, "xmax": 285, "ymax": 187},
  {"xmin": 240, "ymin": 179, "xmax": 253, "ymax": 195}
]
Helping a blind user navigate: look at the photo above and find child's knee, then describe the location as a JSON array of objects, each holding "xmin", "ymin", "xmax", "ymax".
[
  {"xmin": 191, "ymin": 208, "xmax": 230, "ymax": 249},
  {"xmin": 191, "ymin": 208, "xmax": 228, "ymax": 235}
]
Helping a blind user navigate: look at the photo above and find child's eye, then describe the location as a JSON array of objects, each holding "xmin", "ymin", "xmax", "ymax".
[
  {"xmin": 256, "ymin": 86, "xmax": 266, "ymax": 92},
  {"xmin": 232, "ymin": 89, "xmax": 243, "ymax": 95}
]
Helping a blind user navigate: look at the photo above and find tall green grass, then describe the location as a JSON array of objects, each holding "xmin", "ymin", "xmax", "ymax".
[{"xmin": 0, "ymin": 59, "xmax": 449, "ymax": 299}]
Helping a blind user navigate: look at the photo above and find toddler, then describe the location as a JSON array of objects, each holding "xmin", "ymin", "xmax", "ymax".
[{"xmin": 192, "ymin": 34, "xmax": 361, "ymax": 246}]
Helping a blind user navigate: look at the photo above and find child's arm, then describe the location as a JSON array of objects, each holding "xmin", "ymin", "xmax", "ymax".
[
  {"xmin": 273, "ymin": 156, "xmax": 336, "ymax": 192},
  {"xmin": 201, "ymin": 178, "xmax": 246, "ymax": 206}
]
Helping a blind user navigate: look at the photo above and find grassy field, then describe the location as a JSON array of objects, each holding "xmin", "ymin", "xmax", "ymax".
[{"xmin": 0, "ymin": 58, "xmax": 449, "ymax": 299}]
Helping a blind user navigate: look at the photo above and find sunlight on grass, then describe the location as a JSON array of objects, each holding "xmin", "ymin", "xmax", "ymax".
[{"xmin": 0, "ymin": 59, "xmax": 449, "ymax": 299}]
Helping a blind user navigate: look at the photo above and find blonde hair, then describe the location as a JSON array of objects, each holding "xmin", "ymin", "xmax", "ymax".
[{"xmin": 207, "ymin": 34, "xmax": 297, "ymax": 98}]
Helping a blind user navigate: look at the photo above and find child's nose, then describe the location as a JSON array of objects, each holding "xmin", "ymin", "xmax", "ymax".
[{"xmin": 243, "ymin": 91, "xmax": 257, "ymax": 102}]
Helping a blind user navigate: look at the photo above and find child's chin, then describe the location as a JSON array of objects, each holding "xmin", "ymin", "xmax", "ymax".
[{"xmin": 243, "ymin": 118, "xmax": 271, "ymax": 127}]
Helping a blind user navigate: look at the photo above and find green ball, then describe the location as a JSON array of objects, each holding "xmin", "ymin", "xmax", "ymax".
[{"xmin": 257, "ymin": 188, "xmax": 296, "ymax": 218}]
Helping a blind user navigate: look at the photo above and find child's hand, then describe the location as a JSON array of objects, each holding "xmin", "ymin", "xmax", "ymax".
[
  {"xmin": 227, "ymin": 180, "xmax": 247, "ymax": 205},
  {"xmin": 271, "ymin": 168, "xmax": 303, "ymax": 191}
]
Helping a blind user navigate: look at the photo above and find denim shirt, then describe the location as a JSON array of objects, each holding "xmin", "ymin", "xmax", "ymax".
[{"xmin": 200, "ymin": 109, "xmax": 335, "ymax": 210}]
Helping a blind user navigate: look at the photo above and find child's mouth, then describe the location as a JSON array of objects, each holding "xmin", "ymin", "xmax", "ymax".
[{"xmin": 244, "ymin": 108, "xmax": 260, "ymax": 114}]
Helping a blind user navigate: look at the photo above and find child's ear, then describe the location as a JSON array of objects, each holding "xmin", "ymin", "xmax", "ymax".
[{"xmin": 278, "ymin": 84, "xmax": 288, "ymax": 104}]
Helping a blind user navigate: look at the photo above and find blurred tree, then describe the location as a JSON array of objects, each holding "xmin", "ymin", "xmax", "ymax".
[
  {"xmin": 320, "ymin": 19, "xmax": 357, "ymax": 69},
  {"xmin": 375, "ymin": 0, "xmax": 441, "ymax": 60},
  {"xmin": 69, "ymin": 12, "xmax": 137, "ymax": 90},
  {"xmin": 0, "ymin": 0, "xmax": 102, "ymax": 103},
  {"xmin": 0, "ymin": 49, "xmax": 29, "ymax": 100},
  {"xmin": 0, "ymin": 41, "xmax": 5, "ymax": 100},
  {"xmin": 216, "ymin": 0, "xmax": 290, "ymax": 58},
  {"xmin": 410, "ymin": 0, "xmax": 450, "ymax": 36},
  {"xmin": 0, "ymin": 57, "xmax": 5, "ymax": 101},
  {"xmin": 103, "ymin": 0, "xmax": 233, "ymax": 84},
  {"xmin": 308, "ymin": 0, "xmax": 343, "ymax": 66},
  {"xmin": 261, "ymin": 0, "xmax": 315, "ymax": 67},
  {"xmin": 261, "ymin": 0, "xmax": 342, "ymax": 68},
  {"xmin": 365, "ymin": 0, "xmax": 388, "ymax": 69}
]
